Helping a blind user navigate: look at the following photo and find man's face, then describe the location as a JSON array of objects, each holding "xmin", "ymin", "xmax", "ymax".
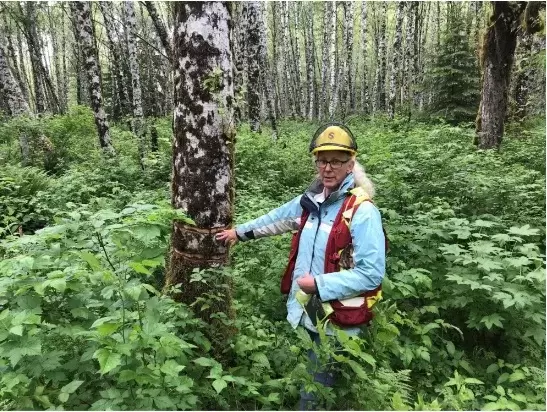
[{"xmin": 315, "ymin": 150, "xmax": 355, "ymax": 191}]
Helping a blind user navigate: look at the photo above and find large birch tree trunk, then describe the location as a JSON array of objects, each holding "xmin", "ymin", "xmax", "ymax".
[
  {"xmin": 475, "ymin": 2, "xmax": 524, "ymax": 149},
  {"xmin": 388, "ymin": 2, "xmax": 405, "ymax": 119},
  {"xmin": 167, "ymin": 1, "xmax": 235, "ymax": 346},
  {"xmin": 70, "ymin": 1, "xmax": 115, "ymax": 154}
]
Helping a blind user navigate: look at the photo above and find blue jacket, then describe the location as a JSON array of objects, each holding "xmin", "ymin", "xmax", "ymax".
[{"xmin": 236, "ymin": 173, "xmax": 385, "ymax": 333}]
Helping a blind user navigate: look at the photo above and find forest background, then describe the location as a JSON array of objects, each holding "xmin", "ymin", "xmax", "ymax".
[{"xmin": 0, "ymin": 1, "xmax": 545, "ymax": 410}]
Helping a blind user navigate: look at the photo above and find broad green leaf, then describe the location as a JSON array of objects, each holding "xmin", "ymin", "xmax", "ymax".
[
  {"xmin": 446, "ymin": 341, "xmax": 455, "ymax": 356},
  {"xmin": 58, "ymin": 392, "xmax": 69, "ymax": 403},
  {"xmin": 43, "ymin": 278, "xmax": 66, "ymax": 293},
  {"xmin": 160, "ymin": 359, "xmax": 185, "ymax": 377},
  {"xmin": 118, "ymin": 370, "xmax": 137, "ymax": 383},
  {"xmin": 508, "ymin": 224, "xmax": 539, "ymax": 237},
  {"xmin": 472, "ymin": 220, "xmax": 497, "ymax": 228},
  {"xmin": 508, "ymin": 370, "xmax": 525, "ymax": 382},
  {"xmin": 93, "ymin": 348, "xmax": 122, "ymax": 374},
  {"xmin": 128, "ymin": 262, "xmax": 151, "ymax": 275},
  {"xmin": 212, "ymin": 378, "xmax": 227, "ymax": 394},
  {"xmin": 486, "ymin": 363, "xmax": 499, "ymax": 374},
  {"xmin": 9, "ymin": 325, "xmax": 23, "ymax": 336},
  {"xmin": 346, "ymin": 359, "xmax": 368, "ymax": 379},
  {"xmin": 422, "ymin": 323, "xmax": 440, "ymax": 334},
  {"xmin": 464, "ymin": 378, "xmax": 483, "ymax": 385},
  {"xmin": 96, "ymin": 323, "xmax": 119, "ymax": 336},
  {"xmin": 480, "ymin": 314, "xmax": 504, "ymax": 330},
  {"xmin": 79, "ymin": 252, "xmax": 102, "ymax": 271},
  {"xmin": 359, "ymin": 352, "xmax": 377, "ymax": 368},
  {"xmin": 483, "ymin": 401, "xmax": 501, "ymax": 410},
  {"xmin": 194, "ymin": 357, "xmax": 217, "ymax": 367},
  {"xmin": 61, "ymin": 380, "xmax": 83, "ymax": 394},
  {"xmin": 154, "ymin": 396, "xmax": 177, "ymax": 409}
]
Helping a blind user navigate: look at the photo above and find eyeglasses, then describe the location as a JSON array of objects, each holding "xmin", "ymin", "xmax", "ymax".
[{"xmin": 315, "ymin": 159, "xmax": 350, "ymax": 169}]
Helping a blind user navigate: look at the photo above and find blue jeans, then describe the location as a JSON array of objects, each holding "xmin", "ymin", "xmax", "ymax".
[{"xmin": 298, "ymin": 329, "xmax": 336, "ymax": 411}]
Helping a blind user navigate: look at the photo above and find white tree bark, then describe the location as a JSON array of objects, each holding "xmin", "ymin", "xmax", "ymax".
[
  {"xmin": 124, "ymin": 1, "xmax": 145, "ymax": 161},
  {"xmin": 247, "ymin": 1, "xmax": 261, "ymax": 132},
  {"xmin": 328, "ymin": 1, "xmax": 339, "ymax": 118},
  {"xmin": 258, "ymin": 1, "xmax": 278, "ymax": 138},
  {"xmin": 320, "ymin": 1, "xmax": 333, "ymax": 120},
  {"xmin": 360, "ymin": 1, "xmax": 369, "ymax": 113},
  {"xmin": 402, "ymin": 1, "xmax": 417, "ymax": 115},
  {"xmin": 374, "ymin": 2, "xmax": 387, "ymax": 112},
  {"xmin": 168, "ymin": 1, "xmax": 235, "ymax": 341},
  {"xmin": 281, "ymin": 1, "xmax": 297, "ymax": 118},
  {"xmin": 292, "ymin": 2, "xmax": 305, "ymax": 117},
  {"xmin": 388, "ymin": 2, "xmax": 405, "ymax": 119},
  {"xmin": 0, "ymin": 45, "xmax": 32, "ymax": 164},
  {"xmin": 70, "ymin": 1, "xmax": 115, "ymax": 154},
  {"xmin": 346, "ymin": 1, "xmax": 355, "ymax": 111},
  {"xmin": 304, "ymin": 2, "xmax": 316, "ymax": 120}
]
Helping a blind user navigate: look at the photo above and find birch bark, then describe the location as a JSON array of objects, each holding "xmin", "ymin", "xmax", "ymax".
[{"xmin": 167, "ymin": 1, "xmax": 235, "ymax": 344}]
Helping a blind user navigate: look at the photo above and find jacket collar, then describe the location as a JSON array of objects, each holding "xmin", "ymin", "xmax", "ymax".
[{"xmin": 305, "ymin": 173, "xmax": 355, "ymax": 205}]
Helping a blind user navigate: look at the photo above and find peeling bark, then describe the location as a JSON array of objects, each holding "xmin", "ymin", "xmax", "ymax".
[
  {"xmin": 168, "ymin": 2, "xmax": 235, "ymax": 343},
  {"xmin": 70, "ymin": 1, "xmax": 115, "ymax": 154}
]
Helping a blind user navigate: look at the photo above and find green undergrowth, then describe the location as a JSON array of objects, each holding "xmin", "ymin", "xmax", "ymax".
[{"xmin": 0, "ymin": 108, "xmax": 545, "ymax": 410}]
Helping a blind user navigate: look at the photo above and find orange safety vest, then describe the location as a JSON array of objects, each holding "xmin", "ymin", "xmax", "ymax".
[{"xmin": 281, "ymin": 190, "xmax": 387, "ymax": 327}]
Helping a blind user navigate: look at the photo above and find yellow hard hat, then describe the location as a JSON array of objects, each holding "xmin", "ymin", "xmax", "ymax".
[{"xmin": 309, "ymin": 123, "xmax": 357, "ymax": 155}]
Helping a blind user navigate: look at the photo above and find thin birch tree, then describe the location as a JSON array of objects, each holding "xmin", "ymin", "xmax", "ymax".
[
  {"xmin": 360, "ymin": 1, "xmax": 369, "ymax": 113},
  {"xmin": 70, "ymin": 1, "xmax": 115, "ymax": 154},
  {"xmin": 124, "ymin": 1, "xmax": 146, "ymax": 161},
  {"xmin": 388, "ymin": 2, "xmax": 405, "ymax": 119}
]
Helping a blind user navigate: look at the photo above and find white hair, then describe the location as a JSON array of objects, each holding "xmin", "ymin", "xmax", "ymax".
[
  {"xmin": 312, "ymin": 154, "xmax": 376, "ymax": 198},
  {"xmin": 351, "ymin": 156, "xmax": 375, "ymax": 198}
]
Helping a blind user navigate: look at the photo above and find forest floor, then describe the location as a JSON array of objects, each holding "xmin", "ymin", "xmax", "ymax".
[{"xmin": 0, "ymin": 110, "xmax": 545, "ymax": 410}]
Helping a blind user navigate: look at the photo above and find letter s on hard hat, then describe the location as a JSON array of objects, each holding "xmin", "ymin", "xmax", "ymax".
[{"xmin": 309, "ymin": 123, "xmax": 358, "ymax": 155}]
